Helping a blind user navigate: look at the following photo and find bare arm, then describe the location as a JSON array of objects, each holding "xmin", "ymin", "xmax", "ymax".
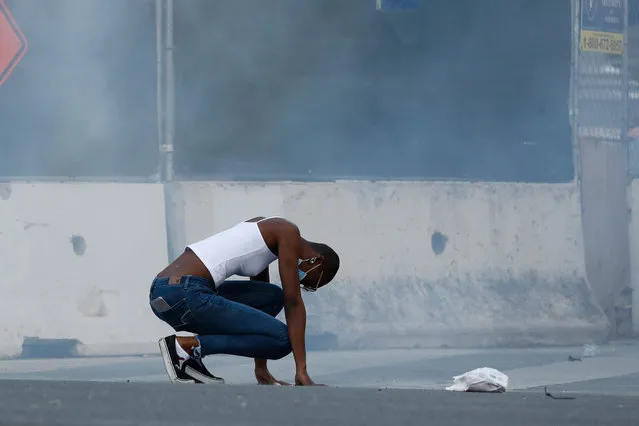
[{"xmin": 277, "ymin": 224, "xmax": 309, "ymax": 376}]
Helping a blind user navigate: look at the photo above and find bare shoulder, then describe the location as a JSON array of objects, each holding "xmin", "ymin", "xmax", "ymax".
[
  {"xmin": 255, "ymin": 217, "xmax": 301, "ymax": 252},
  {"xmin": 258, "ymin": 217, "xmax": 299, "ymax": 235}
]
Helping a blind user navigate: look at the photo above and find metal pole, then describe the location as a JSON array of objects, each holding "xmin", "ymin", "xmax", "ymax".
[
  {"xmin": 163, "ymin": 0, "xmax": 175, "ymax": 182},
  {"xmin": 162, "ymin": 0, "xmax": 179, "ymax": 262},
  {"xmin": 571, "ymin": 0, "xmax": 582, "ymax": 183},
  {"xmin": 156, "ymin": 0, "xmax": 164, "ymax": 181}
]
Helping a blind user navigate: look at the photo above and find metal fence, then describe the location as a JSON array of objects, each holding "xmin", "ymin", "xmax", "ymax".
[
  {"xmin": 628, "ymin": 0, "xmax": 639, "ymax": 173},
  {"xmin": 574, "ymin": 0, "xmax": 639, "ymax": 177},
  {"xmin": 0, "ymin": 0, "xmax": 578, "ymax": 183},
  {"xmin": 574, "ymin": 0, "xmax": 627, "ymax": 164}
]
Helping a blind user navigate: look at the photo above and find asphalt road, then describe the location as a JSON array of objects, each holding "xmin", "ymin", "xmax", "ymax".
[
  {"xmin": 3, "ymin": 343, "xmax": 639, "ymax": 425},
  {"xmin": 1, "ymin": 379, "xmax": 637, "ymax": 426}
]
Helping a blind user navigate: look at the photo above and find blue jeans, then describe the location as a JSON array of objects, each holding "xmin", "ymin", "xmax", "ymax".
[{"xmin": 149, "ymin": 276, "xmax": 292, "ymax": 360}]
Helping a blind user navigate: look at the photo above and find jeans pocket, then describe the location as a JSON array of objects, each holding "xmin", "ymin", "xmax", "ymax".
[
  {"xmin": 154, "ymin": 298, "xmax": 193, "ymax": 331},
  {"xmin": 150, "ymin": 285, "xmax": 193, "ymax": 331}
]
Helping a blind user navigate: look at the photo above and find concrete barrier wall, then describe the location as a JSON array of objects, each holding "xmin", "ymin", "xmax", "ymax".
[
  {"xmin": 0, "ymin": 182, "xmax": 172, "ymax": 358},
  {"xmin": 170, "ymin": 181, "xmax": 610, "ymax": 349},
  {"xmin": 0, "ymin": 180, "xmax": 611, "ymax": 357}
]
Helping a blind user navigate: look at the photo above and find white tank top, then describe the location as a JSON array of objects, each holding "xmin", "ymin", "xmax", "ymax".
[{"xmin": 187, "ymin": 218, "xmax": 278, "ymax": 287}]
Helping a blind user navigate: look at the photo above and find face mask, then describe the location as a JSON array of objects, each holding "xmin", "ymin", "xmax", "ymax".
[
  {"xmin": 298, "ymin": 257, "xmax": 321, "ymax": 281},
  {"xmin": 298, "ymin": 259, "xmax": 309, "ymax": 280}
]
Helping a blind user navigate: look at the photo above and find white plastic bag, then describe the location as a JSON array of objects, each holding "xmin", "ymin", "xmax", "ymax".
[{"xmin": 445, "ymin": 367, "xmax": 508, "ymax": 393}]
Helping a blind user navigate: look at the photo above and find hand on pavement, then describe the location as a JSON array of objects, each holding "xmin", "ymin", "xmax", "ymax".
[{"xmin": 295, "ymin": 370, "xmax": 326, "ymax": 386}]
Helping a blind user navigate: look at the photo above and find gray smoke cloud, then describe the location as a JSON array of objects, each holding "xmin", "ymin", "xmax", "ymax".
[
  {"xmin": 172, "ymin": 0, "xmax": 572, "ymax": 181},
  {"xmin": 2, "ymin": 0, "xmax": 156, "ymax": 178},
  {"xmin": 1, "ymin": 0, "xmax": 572, "ymax": 182}
]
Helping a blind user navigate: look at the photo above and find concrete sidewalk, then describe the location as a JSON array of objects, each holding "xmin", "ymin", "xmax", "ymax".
[{"xmin": 1, "ymin": 340, "xmax": 639, "ymax": 394}]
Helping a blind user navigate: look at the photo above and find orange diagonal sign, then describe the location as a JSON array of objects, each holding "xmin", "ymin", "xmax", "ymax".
[{"xmin": 0, "ymin": 0, "xmax": 27, "ymax": 88}]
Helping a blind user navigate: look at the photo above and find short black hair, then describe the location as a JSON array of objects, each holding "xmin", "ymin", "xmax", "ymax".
[{"xmin": 309, "ymin": 242, "xmax": 340, "ymax": 285}]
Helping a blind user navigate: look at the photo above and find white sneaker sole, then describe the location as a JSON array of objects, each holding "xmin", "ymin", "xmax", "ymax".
[
  {"xmin": 158, "ymin": 337, "xmax": 194, "ymax": 384},
  {"xmin": 184, "ymin": 365, "xmax": 225, "ymax": 385}
]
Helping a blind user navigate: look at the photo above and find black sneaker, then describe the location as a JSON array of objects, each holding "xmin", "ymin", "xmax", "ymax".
[
  {"xmin": 158, "ymin": 335, "xmax": 196, "ymax": 384},
  {"xmin": 183, "ymin": 356, "xmax": 225, "ymax": 384}
]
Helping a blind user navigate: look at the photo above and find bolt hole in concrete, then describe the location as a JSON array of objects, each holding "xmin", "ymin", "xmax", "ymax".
[
  {"xmin": 71, "ymin": 235, "xmax": 87, "ymax": 256},
  {"xmin": 431, "ymin": 231, "xmax": 448, "ymax": 255},
  {"xmin": 0, "ymin": 183, "xmax": 11, "ymax": 200}
]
